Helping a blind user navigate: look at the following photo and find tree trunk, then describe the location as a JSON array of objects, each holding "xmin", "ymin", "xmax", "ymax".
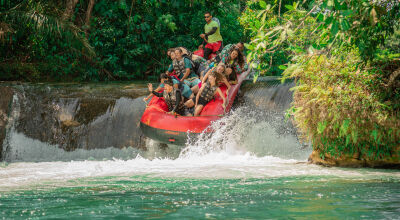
[
  {"xmin": 127, "ymin": 0, "xmax": 135, "ymax": 35},
  {"xmin": 84, "ymin": 0, "xmax": 96, "ymax": 35},
  {"xmin": 63, "ymin": 0, "xmax": 79, "ymax": 21}
]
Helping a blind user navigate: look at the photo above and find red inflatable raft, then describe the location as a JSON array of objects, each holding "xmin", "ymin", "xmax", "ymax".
[
  {"xmin": 140, "ymin": 69, "xmax": 251, "ymax": 145},
  {"xmin": 193, "ymin": 48, "xmax": 217, "ymax": 60}
]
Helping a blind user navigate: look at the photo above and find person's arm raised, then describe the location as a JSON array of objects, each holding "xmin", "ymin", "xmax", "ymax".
[{"xmin": 144, "ymin": 86, "xmax": 161, "ymax": 101}]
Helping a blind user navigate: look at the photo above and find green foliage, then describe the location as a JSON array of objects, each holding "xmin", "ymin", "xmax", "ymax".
[
  {"xmin": 0, "ymin": 0, "xmax": 244, "ymax": 81},
  {"xmin": 315, "ymin": 0, "xmax": 400, "ymax": 61},
  {"xmin": 241, "ymin": 0, "xmax": 400, "ymax": 78},
  {"xmin": 239, "ymin": 0, "xmax": 318, "ymax": 78},
  {"xmin": 242, "ymin": 0, "xmax": 400, "ymax": 161},
  {"xmin": 283, "ymin": 48, "xmax": 400, "ymax": 160}
]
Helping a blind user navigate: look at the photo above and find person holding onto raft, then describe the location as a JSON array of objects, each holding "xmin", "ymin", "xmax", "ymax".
[
  {"xmin": 147, "ymin": 78, "xmax": 190, "ymax": 116},
  {"xmin": 191, "ymin": 63, "xmax": 230, "ymax": 95},
  {"xmin": 210, "ymin": 42, "xmax": 244, "ymax": 63},
  {"xmin": 144, "ymin": 73, "xmax": 193, "ymax": 102},
  {"xmin": 200, "ymin": 12, "xmax": 223, "ymax": 60},
  {"xmin": 221, "ymin": 47, "xmax": 245, "ymax": 74},
  {"xmin": 224, "ymin": 65, "xmax": 238, "ymax": 85},
  {"xmin": 185, "ymin": 72, "xmax": 226, "ymax": 116},
  {"xmin": 167, "ymin": 48, "xmax": 201, "ymax": 88},
  {"xmin": 166, "ymin": 49, "xmax": 181, "ymax": 81}
]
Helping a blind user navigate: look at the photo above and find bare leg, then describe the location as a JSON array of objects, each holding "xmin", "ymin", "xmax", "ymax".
[
  {"xmin": 191, "ymin": 85, "xmax": 199, "ymax": 94},
  {"xmin": 185, "ymin": 99, "xmax": 194, "ymax": 108},
  {"xmin": 194, "ymin": 105, "xmax": 204, "ymax": 116}
]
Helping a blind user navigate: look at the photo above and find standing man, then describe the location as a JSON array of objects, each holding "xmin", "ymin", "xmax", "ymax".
[{"xmin": 200, "ymin": 12, "xmax": 223, "ymax": 60}]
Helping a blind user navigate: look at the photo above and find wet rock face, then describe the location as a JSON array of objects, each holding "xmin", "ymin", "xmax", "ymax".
[
  {"xmin": 0, "ymin": 86, "xmax": 14, "ymax": 158},
  {"xmin": 2, "ymin": 83, "xmax": 149, "ymax": 153},
  {"xmin": 240, "ymin": 80, "xmax": 294, "ymax": 112}
]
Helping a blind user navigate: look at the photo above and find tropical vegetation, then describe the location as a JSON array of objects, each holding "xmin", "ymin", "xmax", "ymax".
[
  {"xmin": 241, "ymin": 0, "xmax": 400, "ymax": 165},
  {"xmin": 0, "ymin": 0, "xmax": 245, "ymax": 81}
]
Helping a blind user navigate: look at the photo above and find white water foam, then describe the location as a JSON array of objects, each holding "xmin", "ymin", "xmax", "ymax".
[
  {"xmin": 1, "ymin": 153, "xmax": 399, "ymax": 190},
  {"xmin": 1, "ymin": 107, "xmax": 399, "ymax": 189},
  {"xmin": 180, "ymin": 107, "xmax": 310, "ymax": 160}
]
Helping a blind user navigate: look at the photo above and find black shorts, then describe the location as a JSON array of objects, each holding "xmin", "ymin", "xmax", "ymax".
[
  {"xmin": 175, "ymin": 108, "xmax": 189, "ymax": 116},
  {"xmin": 192, "ymin": 96, "xmax": 209, "ymax": 106}
]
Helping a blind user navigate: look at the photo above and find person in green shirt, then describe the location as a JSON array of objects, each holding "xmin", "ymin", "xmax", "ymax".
[{"xmin": 200, "ymin": 12, "xmax": 223, "ymax": 60}]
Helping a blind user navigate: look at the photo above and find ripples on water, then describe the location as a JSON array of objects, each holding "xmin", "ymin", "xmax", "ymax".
[{"xmin": 0, "ymin": 83, "xmax": 399, "ymax": 219}]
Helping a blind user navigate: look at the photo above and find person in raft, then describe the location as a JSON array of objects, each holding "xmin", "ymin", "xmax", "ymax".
[
  {"xmin": 167, "ymin": 48, "xmax": 201, "ymax": 88},
  {"xmin": 209, "ymin": 42, "xmax": 248, "ymax": 72},
  {"xmin": 191, "ymin": 63, "xmax": 231, "ymax": 95},
  {"xmin": 185, "ymin": 72, "xmax": 226, "ymax": 116},
  {"xmin": 144, "ymin": 73, "xmax": 193, "ymax": 102},
  {"xmin": 224, "ymin": 65, "xmax": 238, "ymax": 85},
  {"xmin": 210, "ymin": 42, "xmax": 244, "ymax": 63},
  {"xmin": 221, "ymin": 47, "xmax": 245, "ymax": 74},
  {"xmin": 147, "ymin": 78, "xmax": 190, "ymax": 116},
  {"xmin": 166, "ymin": 48, "xmax": 182, "ymax": 81},
  {"xmin": 200, "ymin": 12, "xmax": 223, "ymax": 60}
]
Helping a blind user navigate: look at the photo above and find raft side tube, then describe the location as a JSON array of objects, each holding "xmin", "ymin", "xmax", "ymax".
[{"xmin": 140, "ymin": 122, "xmax": 199, "ymax": 145}]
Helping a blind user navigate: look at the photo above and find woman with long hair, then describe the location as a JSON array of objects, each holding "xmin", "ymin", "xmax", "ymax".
[
  {"xmin": 185, "ymin": 71, "xmax": 226, "ymax": 116},
  {"xmin": 221, "ymin": 47, "xmax": 245, "ymax": 74},
  {"xmin": 191, "ymin": 63, "xmax": 230, "ymax": 95}
]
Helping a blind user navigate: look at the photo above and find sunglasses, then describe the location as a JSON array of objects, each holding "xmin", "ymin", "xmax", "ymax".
[{"xmin": 204, "ymin": 16, "xmax": 210, "ymax": 18}]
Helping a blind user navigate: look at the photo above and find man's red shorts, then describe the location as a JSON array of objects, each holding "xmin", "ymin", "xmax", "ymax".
[{"xmin": 205, "ymin": 41, "xmax": 222, "ymax": 53}]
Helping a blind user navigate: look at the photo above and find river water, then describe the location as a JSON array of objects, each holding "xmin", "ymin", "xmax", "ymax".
[{"xmin": 0, "ymin": 82, "xmax": 399, "ymax": 219}]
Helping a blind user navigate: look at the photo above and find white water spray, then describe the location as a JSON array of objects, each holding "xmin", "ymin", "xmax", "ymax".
[
  {"xmin": 1, "ymin": 106, "xmax": 399, "ymax": 190},
  {"xmin": 180, "ymin": 107, "xmax": 310, "ymax": 160}
]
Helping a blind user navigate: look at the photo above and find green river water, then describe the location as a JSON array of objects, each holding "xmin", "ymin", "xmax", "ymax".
[
  {"xmin": 0, "ymin": 83, "xmax": 399, "ymax": 219},
  {"xmin": 0, "ymin": 161, "xmax": 399, "ymax": 219}
]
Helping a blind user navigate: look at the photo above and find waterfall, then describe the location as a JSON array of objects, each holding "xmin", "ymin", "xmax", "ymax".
[{"xmin": 0, "ymin": 79, "xmax": 308, "ymax": 162}]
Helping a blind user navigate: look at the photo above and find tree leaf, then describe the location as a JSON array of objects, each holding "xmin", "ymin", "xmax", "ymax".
[
  {"xmin": 334, "ymin": 0, "xmax": 341, "ymax": 10},
  {"xmin": 259, "ymin": 1, "xmax": 267, "ymax": 9},
  {"xmin": 340, "ymin": 119, "xmax": 350, "ymax": 136},
  {"xmin": 278, "ymin": 65, "xmax": 287, "ymax": 70},
  {"xmin": 331, "ymin": 19, "xmax": 339, "ymax": 37},
  {"xmin": 285, "ymin": 5, "xmax": 294, "ymax": 10},
  {"xmin": 371, "ymin": 129, "xmax": 378, "ymax": 142},
  {"xmin": 341, "ymin": 9, "xmax": 353, "ymax": 17},
  {"xmin": 351, "ymin": 130, "xmax": 358, "ymax": 144},
  {"xmin": 341, "ymin": 19, "xmax": 350, "ymax": 31},
  {"xmin": 317, "ymin": 121, "xmax": 328, "ymax": 134},
  {"xmin": 317, "ymin": 13, "xmax": 324, "ymax": 22}
]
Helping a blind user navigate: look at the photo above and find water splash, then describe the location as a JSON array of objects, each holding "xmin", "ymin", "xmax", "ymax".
[
  {"xmin": 180, "ymin": 106, "xmax": 309, "ymax": 160},
  {"xmin": 1, "ymin": 104, "xmax": 399, "ymax": 189}
]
